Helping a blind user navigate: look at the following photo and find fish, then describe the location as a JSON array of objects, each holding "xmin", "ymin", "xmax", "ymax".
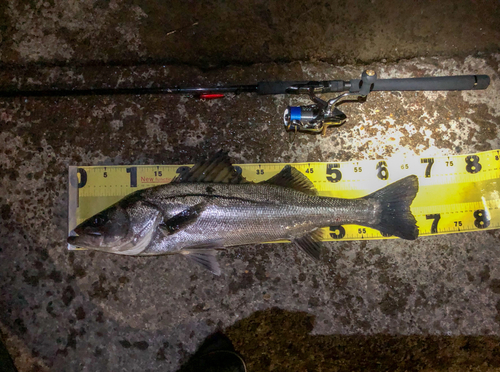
[{"xmin": 67, "ymin": 151, "xmax": 419, "ymax": 275}]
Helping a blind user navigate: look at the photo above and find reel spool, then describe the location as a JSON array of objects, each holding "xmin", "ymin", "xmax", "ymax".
[{"xmin": 284, "ymin": 70, "xmax": 376, "ymax": 135}]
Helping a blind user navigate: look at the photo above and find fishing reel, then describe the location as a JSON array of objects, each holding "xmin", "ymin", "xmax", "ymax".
[{"xmin": 284, "ymin": 70, "xmax": 377, "ymax": 135}]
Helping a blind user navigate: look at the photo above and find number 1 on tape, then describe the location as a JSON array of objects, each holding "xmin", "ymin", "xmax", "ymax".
[{"xmin": 68, "ymin": 149, "xmax": 500, "ymax": 241}]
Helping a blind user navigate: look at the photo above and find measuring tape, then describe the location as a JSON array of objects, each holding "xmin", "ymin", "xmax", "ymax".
[{"xmin": 68, "ymin": 149, "xmax": 500, "ymax": 242}]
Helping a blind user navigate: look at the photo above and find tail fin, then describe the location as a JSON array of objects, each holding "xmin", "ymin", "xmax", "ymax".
[{"xmin": 364, "ymin": 175, "xmax": 419, "ymax": 240}]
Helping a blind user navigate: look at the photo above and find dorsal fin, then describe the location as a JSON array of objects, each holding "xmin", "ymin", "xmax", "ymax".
[
  {"xmin": 263, "ymin": 165, "xmax": 318, "ymax": 195},
  {"xmin": 172, "ymin": 151, "xmax": 248, "ymax": 184}
]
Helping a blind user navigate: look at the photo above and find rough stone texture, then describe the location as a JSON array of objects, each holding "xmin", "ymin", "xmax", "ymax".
[
  {"xmin": 1, "ymin": 0, "xmax": 500, "ymax": 371},
  {"xmin": 0, "ymin": 55, "xmax": 499, "ymax": 371},
  {"xmin": 1, "ymin": 0, "xmax": 499, "ymax": 67}
]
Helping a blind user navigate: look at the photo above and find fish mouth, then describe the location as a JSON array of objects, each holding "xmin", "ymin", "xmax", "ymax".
[
  {"xmin": 68, "ymin": 224, "xmax": 103, "ymax": 248},
  {"xmin": 67, "ymin": 231, "xmax": 103, "ymax": 248}
]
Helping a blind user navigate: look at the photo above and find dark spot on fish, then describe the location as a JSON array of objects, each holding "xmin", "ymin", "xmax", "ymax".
[
  {"xmin": 489, "ymin": 279, "xmax": 500, "ymax": 294},
  {"xmin": 205, "ymin": 186, "xmax": 215, "ymax": 194},
  {"xmin": 62, "ymin": 285, "xmax": 76, "ymax": 306},
  {"xmin": 133, "ymin": 341, "xmax": 149, "ymax": 350},
  {"xmin": 75, "ymin": 306, "xmax": 86, "ymax": 320},
  {"xmin": 119, "ymin": 340, "xmax": 132, "ymax": 348}
]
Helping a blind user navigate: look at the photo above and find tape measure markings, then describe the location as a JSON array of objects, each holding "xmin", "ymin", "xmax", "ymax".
[{"xmin": 69, "ymin": 149, "xmax": 500, "ymax": 240}]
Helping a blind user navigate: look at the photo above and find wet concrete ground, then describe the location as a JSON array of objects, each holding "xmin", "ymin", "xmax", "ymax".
[
  {"xmin": 1, "ymin": 0, "xmax": 499, "ymax": 67},
  {"xmin": 1, "ymin": 1, "xmax": 500, "ymax": 371}
]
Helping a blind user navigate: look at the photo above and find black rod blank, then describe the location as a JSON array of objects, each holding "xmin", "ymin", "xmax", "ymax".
[{"xmin": 0, "ymin": 74, "xmax": 489, "ymax": 98}]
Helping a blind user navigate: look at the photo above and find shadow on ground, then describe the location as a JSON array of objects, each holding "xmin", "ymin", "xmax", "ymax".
[{"xmin": 220, "ymin": 308, "xmax": 500, "ymax": 371}]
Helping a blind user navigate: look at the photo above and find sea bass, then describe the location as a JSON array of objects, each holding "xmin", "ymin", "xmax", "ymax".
[{"xmin": 68, "ymin": 152, "xmax": 419, "ymax": 274}]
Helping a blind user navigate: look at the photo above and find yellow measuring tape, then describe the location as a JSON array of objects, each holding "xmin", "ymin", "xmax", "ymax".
[{"xmin": 68, "ymin": 149, "xmax": 500, "ymax": 242}]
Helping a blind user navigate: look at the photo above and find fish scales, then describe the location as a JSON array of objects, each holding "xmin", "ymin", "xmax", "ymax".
[
  {"xmin": 141, "ymin": 182, "xmax": 378, "ymax": 254},
  {"xmin": 68, "ymin": 152, "xmax": 419, "ymax": 274}
]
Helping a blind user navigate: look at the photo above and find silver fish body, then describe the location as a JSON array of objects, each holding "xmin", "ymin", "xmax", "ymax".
[
  {"xmin": 68, "ymin": 152, "xmax": 419, "ymax": 274},
  {"xmin": 140, "ymin": 182, "xmax": 378, "ymax": 254}
]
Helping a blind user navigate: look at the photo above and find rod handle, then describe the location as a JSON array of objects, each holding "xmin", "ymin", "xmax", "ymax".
[{"xmin": 350, "ymin": 75, "xmax": 490, "ymax": 92}]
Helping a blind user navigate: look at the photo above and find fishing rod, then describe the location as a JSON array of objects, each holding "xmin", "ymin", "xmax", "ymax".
[{"xmin": 0, "ymin": 70, "xmax": 490, "ymax": 135}]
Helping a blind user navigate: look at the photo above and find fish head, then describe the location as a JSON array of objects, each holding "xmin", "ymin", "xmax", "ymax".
[{"xmin": 67, "ymin": 199, "xmax": 161, "ymax": 254}]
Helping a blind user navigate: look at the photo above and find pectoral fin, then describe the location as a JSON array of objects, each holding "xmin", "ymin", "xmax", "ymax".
[
  {"xmin": 180, "ymin": 240, "xmax": 225, "ymax": 275},
  {"xmin": 159, "ymin": 203, "xmax": 206, "ymax": 236},
  {"xmin": 293, "ymin": 229, "xmax": 324, "ymax": 260}
]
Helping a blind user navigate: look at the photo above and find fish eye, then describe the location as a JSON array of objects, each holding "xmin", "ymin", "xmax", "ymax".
[{"xmin": 90, "ymin": 214, "xmax": 108, "ymax": 227}]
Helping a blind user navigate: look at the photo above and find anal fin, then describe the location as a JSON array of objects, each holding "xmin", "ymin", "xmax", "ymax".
[{"xmin": 293, "ymin": 229, "xmax": 324, "ymax": 260}]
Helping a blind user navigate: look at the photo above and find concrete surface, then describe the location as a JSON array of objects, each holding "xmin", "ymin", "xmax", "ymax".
[
  {"xmin": 1, "ymin": 0, "xmax": 499, "ymax": 67},
  {"xmin": 0, "ymin": 1, "xmax": 500, "ymax": 371},
  {"xmin": 1, "ymin": 55, "xmax": 499, "ymax": 371}
]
